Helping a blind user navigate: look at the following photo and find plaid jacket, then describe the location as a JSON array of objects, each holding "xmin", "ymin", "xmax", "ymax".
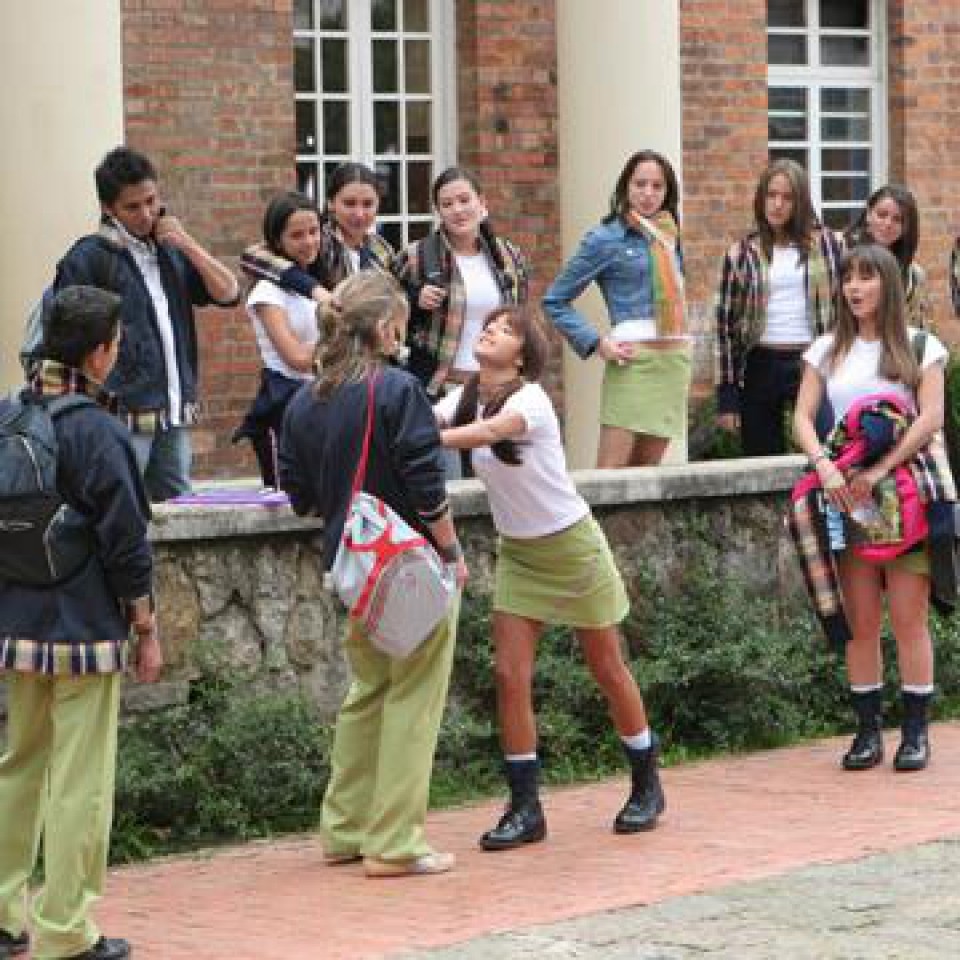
[
  {"xmin": 714, "ymin": 230, "xmax": 843, "ymax": 414},
  {"xmin": 394, "ymin": 229, "xmax": 529, "ymax": 397},
  {"xmin": 787, "ymin": 396, "xmax": 956, "ymax": 648}
]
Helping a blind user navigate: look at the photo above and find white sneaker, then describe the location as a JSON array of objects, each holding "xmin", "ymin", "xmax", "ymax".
[{"xmin": 364, "ymin": 851, "xmax": 456, "ymax": 877}]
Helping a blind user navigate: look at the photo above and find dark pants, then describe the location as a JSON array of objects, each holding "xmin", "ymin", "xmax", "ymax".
[
  {"xmin": 740, "ymin": 345, "xmax": 806, "ymax": 456},
  {"xmin": 233, "ymin": 369, "xmax": 304, "ymax": 488}
]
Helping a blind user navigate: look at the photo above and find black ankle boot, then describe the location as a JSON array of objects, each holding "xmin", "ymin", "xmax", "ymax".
[
  {"xmin": 614, "ymin": 734, "xmax": 665, "ymax": 834},
  {"xmin": 842, "ymin": 688, "xmax": 884, "ymax": 770},
  {"xmin": 894, "ymin": 690, "xmax": 932, "ymax": 772},
  {"xmin": 480, "ymin": 758, "xmax": 547, "ymax": 851}
]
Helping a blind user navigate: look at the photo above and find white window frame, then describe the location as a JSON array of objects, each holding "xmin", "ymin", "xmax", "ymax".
[
  {"xmin": 767, "ymin": 0, "xmax": 887, "ymax": 229},
  {"xmin": 294, "ymin": 0, "xmax": 457, "ymax": 248}
]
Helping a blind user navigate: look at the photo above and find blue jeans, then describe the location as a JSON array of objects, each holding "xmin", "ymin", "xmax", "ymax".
[{"xmin": 129, "ymin": 426, "xmax": 192, "ymax": 502}]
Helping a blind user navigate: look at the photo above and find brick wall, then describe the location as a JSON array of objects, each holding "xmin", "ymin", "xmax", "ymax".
[
  {"xmin": 455, "ymin": 0, "xmax": 563, "ymax": 395},
  {"xmin": 122, "ymin": 0, "xmax": 296, "ymax": 479},
  {"xmin": 888, "ymin": 1, "xmax": 960, "ymax": 336},
  {"xmin": 679, "ymin": 0, "xmax": 769, "ymax": 394}
]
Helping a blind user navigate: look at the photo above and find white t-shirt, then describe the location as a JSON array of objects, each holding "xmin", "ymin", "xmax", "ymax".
[
  {"xmin": 451, "ymin": 253, "xmax": 503, "ymax": 371},
  {"xmin": 761, "ymin": 245, "xmax": 810, "ymax": 345},
  {"xmin": 247, "ymin": 280, "xmax": 318, "ymax": 381},
  {"xmin": 435, "ymin": 382, "xmax": 589, "ymax": 538},
  {"xmin": 804, "ymin": 326, "xmax": 947, "ymax": 423},
  {"xmin": 117, "ymin": 221, "xmax": 183, "ymax": 424}
]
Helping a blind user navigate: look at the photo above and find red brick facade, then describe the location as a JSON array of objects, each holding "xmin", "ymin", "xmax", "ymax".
[{"xmin": 120, "ymin": 1, "xmax": 960, "ymax": 477}]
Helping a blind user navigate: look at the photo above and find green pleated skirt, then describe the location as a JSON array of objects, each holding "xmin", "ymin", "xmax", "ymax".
[
  {"xmin": 493, "ymin": 514, "xmax": 629, "ymax": 628},
  {"xmin": 600, "ymin": 345, "xmax": 691, "ymax": 440}
]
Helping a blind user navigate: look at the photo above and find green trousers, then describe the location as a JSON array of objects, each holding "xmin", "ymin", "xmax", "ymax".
[
  {"xmin": 0, "ymin": 672, "xmax": 120, "ymax": 959},
  {"xmin": 321, "ymin": 598, "xmax": 459, "ymax": 862}
]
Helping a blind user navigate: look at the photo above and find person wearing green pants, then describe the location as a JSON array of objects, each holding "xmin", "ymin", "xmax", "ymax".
[
  {"xmin": 280, "ymin": 271, "xmax": 467, "ymax": 878},
  {"xmin": 0, "ymin": 286, "xmax": 162, "ymax": 960}
]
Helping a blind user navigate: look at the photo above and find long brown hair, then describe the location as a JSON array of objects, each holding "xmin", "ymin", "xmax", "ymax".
[
  {"xmin": 451, "ymin": 305, "xmax": 551, "ymax": 465},
  {"xmin": 754, "ymin": 158, "xmax": 818, "ymax": 260},
  {"xmin": 844, "ymin": 183, "xmax": 919, "ymax": 286},
  {"xmin": 314, "ymin": 271, "xmax": 409, "ymax": 398},
  {"xmin": 827, "ymin": 243, "xmax": 919, "ymax": 388}
]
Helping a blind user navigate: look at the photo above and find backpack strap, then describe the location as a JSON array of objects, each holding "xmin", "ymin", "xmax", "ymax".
[
  {"xmin": 911, "ymin": 330, "xmax": 927, "ymax": 366},
  {"xmin": 420, "ymin": 231, "xmax": 448, "ymax": 287},
  {"xmin": 349, "ymin": 373, "xmax": 381, "ymax": 499},
  {"xmin": 46, "ymin": 394, "xmax": 98, "ymax": 420}
]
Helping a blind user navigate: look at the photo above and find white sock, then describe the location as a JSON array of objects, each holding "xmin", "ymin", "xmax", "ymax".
[
  {"xmin": 620, "ymin": 728, "xmax": 652, "ymax": 752},
  {"xmin": 850, "ymin": 683, "xmax": 883, "ymax": 693},
  {"xmin": 505, "ymin": 753, "xmax": 538, "ymax": 764},
  {"xmin": 901, "ymin": 684, "xmax": 934, "ymax": 695}
]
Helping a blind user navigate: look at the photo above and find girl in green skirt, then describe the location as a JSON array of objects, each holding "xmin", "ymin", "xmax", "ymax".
[{"xmin": 435, "ymin": 306, "xmax": 665, "ymax": 850}]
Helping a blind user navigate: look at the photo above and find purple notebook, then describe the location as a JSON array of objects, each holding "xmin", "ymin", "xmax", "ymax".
[{"xmin": 168, "ymin": 487, "xmax": 290, "ymax": 508}]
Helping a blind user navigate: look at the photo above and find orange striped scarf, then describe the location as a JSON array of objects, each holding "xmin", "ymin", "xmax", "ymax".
[{"xmin": 625, "ymin": 210, "xmax": 686, "ymax": 337}]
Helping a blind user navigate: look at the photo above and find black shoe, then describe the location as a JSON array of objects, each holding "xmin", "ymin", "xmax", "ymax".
[
  {"xmin": 894, "ymin": 731, "xmax": 930, "ymax": 772},
  {"xmin": 479, "ymin": 802, "xmax": 547, "ymax": 851},
  {"xmin": 614, "ymin": 736, "xmax": 666, "ymax": 834},
  {"xmin": 66, "ymin": 936, "xmax": 132, "ymax": 960},
  {"xmin": 0, "ymin": 928, "xmax": 29, "ymax": 958},
  {"xmin": 842, "ymin": 729, "xmax": 883, "ymax": 770}
]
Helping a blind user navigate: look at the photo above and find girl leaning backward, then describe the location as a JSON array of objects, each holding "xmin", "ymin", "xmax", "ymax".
[
  {"xmin": 435, "ymin": 305, "xmax": 665, "ymax": 850},
  {"xmin": 793, "ymin": 243, "xmax": 956, "ymax": 772},
  {"xmin": 279, "ymin": 271, "xmax": 467, "ymax": 877}
]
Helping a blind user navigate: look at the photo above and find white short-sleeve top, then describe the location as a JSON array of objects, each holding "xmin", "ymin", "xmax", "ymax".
[{"xmin": 246, "ymin": 279, "xmax": 318, "ymax": 381}]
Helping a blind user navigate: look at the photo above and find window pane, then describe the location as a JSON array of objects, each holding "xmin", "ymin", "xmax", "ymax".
[
  {"xmin": 296, "ymin": 101, "xmax": 317, "ymax": 153},
  {"xmin": 322, "ymin": 38, "xmax": 348, "ymax": 92},
  {"xmin": 323, "ymin": 100, "xmax": 350, "ymax": 154},
  {"xmin": 821, "ymin": 176, "xmax": 870, "ymax": 204},
  {"xmin": 768, "ymin": 34, "xmax": 807, "ymax": 65},
  {"xmin": 407, "ymin": 161, "xmax": 432, "ymax": 215},
  {"xmin": 769, "ymin": 87, "xmax": 806, "ymax": 112},
  {"xmin": 380, "ymin": 222, "xmax": 403, "ymax": 252},
  {"xmin": 372, "ymin": 0, "xmax": 397, "ymax": 32},
  {"xmin": 408, "ymin": 220, "xmax": 431, "ymax": 242},
  {"xmin": 405, "ymin": 39, "xmax": 431, "ymax": 94},
  {"xmin": 821, "ymin": 36, "xmax": 869, "ymax": 67},
  {"xmin": 404, "ymin": 0, "xmax": 429, "ymax": 32},
  {"xmin": 767, "ymin": 0, "xmax": 805, "ymax": 28},
  {"xmin": 317, "ymin": 0, "xmax": 347, "ymax": 30},
  {"xmin": 821, "ymin": 114, "xmax": 870, "ymax": 141},
  {"xmin": 295, "ymin": 38, "xmax": 316, "ymax": 93},
  {"xmin": 769, "ymin": 147, "xmax": 808, "ymax": 168},
  {"xmin": 377, "ymin": 161, "xmax": 401, "ymax": 215},
  {"xmin": 297, "ymin": 162, "xmax": 319, "ymax": 200},
  {"xmin": 373, "ymin": 39, "xmax": 398, "ymax": 92},
  {"xmin": 821, "ymin": 88, "xmax": 869, "ymax": 112},
  {"xmin": 324, "ymin": 161, "xmax": 343, "ymax": 194},
  {"xmin": 821, "ymin": 148, "xmax": 871, "ymax": 173},
  {"xmin": 769, "ymin": 115, "xmax": 807, "ymax": 141},
  {"xmin": 294, "ymin": 0, "xmax": 313, "ymax": 31},
  {"xmin": 823, "ymin": 207, "xmax": 858, "ymax": 230},
  {"xmin": 820, "ymin": 0, "xmax": 868, "ymax": 29},
  {"xmin": 375, "ymin": 101, "xmax": 400, "ymax": 154},
  {"xmin": 406, "ymin": 101, "xmax": 431, "ymax": 153}
]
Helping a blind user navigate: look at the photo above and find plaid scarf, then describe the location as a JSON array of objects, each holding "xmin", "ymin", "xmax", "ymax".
[
  {"xmin": 30, "ymin": 359, "xmax": 121, "ymax": 414},
  {"xmin": 715, "ymin": 229, "xmax": 842, "ymax": 392},
  {"xmin": 398, "ymin": 229, "xmax": 529, "ymax": 396},
  {"xmin": 625, "ymin": 210, "xmax": 686, "ymax": 337}
]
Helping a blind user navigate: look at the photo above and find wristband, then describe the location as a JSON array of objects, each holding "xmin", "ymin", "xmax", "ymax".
[{"xmin": 438, "ymin": 540, "xmax": 463, "ymax": 564}]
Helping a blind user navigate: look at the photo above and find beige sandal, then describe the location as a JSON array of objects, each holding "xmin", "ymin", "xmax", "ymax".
[{"xmin": 364, "ymin": 851, "xmax": 455, "ymax": 877}]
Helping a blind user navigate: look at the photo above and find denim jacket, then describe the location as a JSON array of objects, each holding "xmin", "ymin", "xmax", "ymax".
[{"xmin": 543, "ymin": 218, "xmax": 678, "ymax": 358}]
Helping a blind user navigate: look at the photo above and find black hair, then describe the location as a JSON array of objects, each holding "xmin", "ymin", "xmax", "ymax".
[
  {"xmin": 95, "ymin": 147, "xmax": 158, "ymax": 206},
  {"xmin": 431, "ymin": 166, "xmax": 506, "ymax": 274},
  {"xmin": 325, "ymin": 162, "xmax": 383, "ymax": 206},
  {"xmin": 451, "ymin": 306, "xmax": 551, "ymax": 465},
  {"xmin": 42, "ymin": 286, "xmax": 122, "ymax": 369},
  {"xmin": 262, "ymin": 191, "xmax": 321, "ymax": 257},
  {"xmin": 844, "ymin": 184, "xmax": 919, "ymax": 285},
  {"xmin": 605, "ymin": 150, "xmax": 680, "ymax": 225}
]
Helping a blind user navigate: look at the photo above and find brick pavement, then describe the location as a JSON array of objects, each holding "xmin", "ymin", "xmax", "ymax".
[{"xmin": 76, "ymin": 724, "xmax": 960, "ymax": 959}]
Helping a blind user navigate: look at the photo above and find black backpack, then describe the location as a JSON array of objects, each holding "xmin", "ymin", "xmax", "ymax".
[
  {"xmin": 0, "ymin": 393, "xmax": 97, "ymax": 586},
  {"xmin": 912, "ymin": 331, "xmax": 960, "ymax": 483}
]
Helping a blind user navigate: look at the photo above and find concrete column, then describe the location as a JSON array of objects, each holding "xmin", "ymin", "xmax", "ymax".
[
  {"xmin": 0, "ymin": 1, "xmax": 123, "ymax": 392},
  {"xmin": 554, "ymin": 0, "xmax": 684, "ymax": 468}
]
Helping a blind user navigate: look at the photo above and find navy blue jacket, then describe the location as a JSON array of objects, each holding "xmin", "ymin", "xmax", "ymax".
[
  {"xmin": 279, "ymin": 367, "xmax": 448, "ymax": 569},
  {"xmin": 54, "ymin": 227, "xmax": 232, "ymax": 418},
  {"xmin": 0, "ymin": 392, "xmax": 153, "ymax": 646}
]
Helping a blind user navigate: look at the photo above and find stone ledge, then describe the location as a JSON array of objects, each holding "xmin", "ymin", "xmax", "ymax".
[{"xmin": 149, "ymin": 456, "xmax": 807, "ymax": 542}]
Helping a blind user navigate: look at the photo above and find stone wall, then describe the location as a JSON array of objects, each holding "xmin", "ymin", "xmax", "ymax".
[{"xmin": 102, "ymin": 457, "xmax": 806, "ymax": 725}]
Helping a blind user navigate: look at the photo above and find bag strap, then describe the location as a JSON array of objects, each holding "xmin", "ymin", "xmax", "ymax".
[
  {"xmin": 45, "ymin": 394, "xmax": 97, "ymax": 420},
  {"xmin": 911, "ymin": 330, "xmax": 927, "ymax": 366},
  {"xmin": 349, "ymin": 372, "xmax": 381, "ymax": 499}
]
